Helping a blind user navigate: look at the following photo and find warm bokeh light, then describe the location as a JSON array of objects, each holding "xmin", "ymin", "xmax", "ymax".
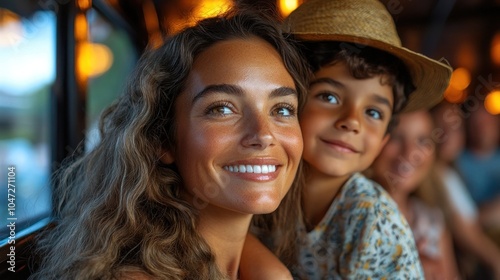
[
  {"xmin": 75, "ymin": 13, "xmax": 88, "ymax": 41},
  {"xmin": 485, "ymin": 90, "xmax": 500, "ymax": 115},
  {"xmin": 492, "ymin": 33, "xmax": 500, "ymax": 66},
  {"xmin": 0, "ymin": 9, "xmax": 23, "ymax": 47},
  {"xmin": 197, "ymin": 0, "xmax": 232, "ymax": 18},
  {"xmin": 445, "ymin": 67, "xmax": 470, "ymax": 103},
  {"xmin": 77, "ymin": 42, "xmax": 113, "ymax": 78},
  {"xmin": 444, "ymin": 87, "xmax": 467, "ymax": 103},
  {"xmin": 278, "ymin": 0, "xmax": 301, "ymax": 17},
  {"xmin": 167, "ymin": 0, "xmax": 233, "ymax": 34},
  {"xmin": 456, "ymin": 42, "xmax": 477, "ymax": 71},
  {"xmin": 143, "ymin": 0, "xmax": 162, "ymax": 48},
  {"xmin": 77, "ymin": 0, "xmax": 92, "ymax": 10},
  {"xmin": 449, "ymin": 67, "xmax": 471, "ymax": 91}
]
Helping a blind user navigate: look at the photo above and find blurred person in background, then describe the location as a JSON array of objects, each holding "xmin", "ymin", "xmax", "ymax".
[
  {"xmin": 456, "ymin": 105, "xmax": 500, "ymax": 243},
  {"xmin": 432, "ymin": 102, "xmax": 500, "ymax": 279},
  {"xmin": 370, "ymin": 110, "xmax": 460, "ymax": 280}
]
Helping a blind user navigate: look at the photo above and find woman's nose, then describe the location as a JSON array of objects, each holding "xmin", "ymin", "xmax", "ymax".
[{"xmin": 241, "ymin": 115, "xmax": 275, "ymax": 150}]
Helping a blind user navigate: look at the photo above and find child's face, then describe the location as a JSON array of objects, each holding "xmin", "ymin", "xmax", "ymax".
[
  {"xmin": 300, "ymin": 61, "xmax": 392, "ymax": 179},
  {"xmin": 372, "ymin": 111, "xmax": 435, "ymax": 193}
]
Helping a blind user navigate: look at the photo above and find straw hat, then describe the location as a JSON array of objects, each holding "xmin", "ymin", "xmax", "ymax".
[{"xmin": 283, "ymin": 0, "xmax": 453, "ymax": 112}]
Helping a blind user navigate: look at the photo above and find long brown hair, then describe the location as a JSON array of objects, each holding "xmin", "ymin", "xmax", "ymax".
[{"xmin": 32, "ymin": 8, "xmax": 310, "ymax": 280}]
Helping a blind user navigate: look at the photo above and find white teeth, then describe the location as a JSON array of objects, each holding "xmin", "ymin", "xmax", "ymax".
[
  {"xmin": 224, "ymin": 164, "xmax": 277, "ymax": 174},
  {"xmin": 262, "ymin": 165, "xmax": 268, "ymax": 173},
  {"xmin": 239, "ymin": 165, "xmax": 246, "ymax": 172}
]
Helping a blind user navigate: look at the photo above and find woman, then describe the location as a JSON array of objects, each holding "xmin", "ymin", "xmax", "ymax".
[
  {"xmin": 32, "ymin": 9, "xmax": 310, "ymax": 280},
  {"xmin": 370, "ymin": 110, "xmax": 460, "ymax": 280}
]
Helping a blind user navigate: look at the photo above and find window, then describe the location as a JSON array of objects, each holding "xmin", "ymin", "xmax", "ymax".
[
  {"xmin": 0, "ymin": 9, "xmax": 55, "ymax": 243},
  {"xmin": 0, "ymin": 1, "xmax": 139, "ymax": 246},
  {"xmin": 85, "ymin": 9, "xmax": 137, "ymax": 150}
]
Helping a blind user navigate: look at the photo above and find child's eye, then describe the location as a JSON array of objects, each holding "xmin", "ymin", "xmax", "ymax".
[
  {"xmin": 272, "ymin": 103, "xmax": 297, "ymax": 117},
  {"xmin": 205, "ymin": 102, "xmax": 234, "ymax": 116},
  {"xmin": 366, "ymin": 109, "xmax": 383, "ymax": 120},
  {"xmin": 317, "ymin": 93, "xmax": 339, "ymax": 104}
]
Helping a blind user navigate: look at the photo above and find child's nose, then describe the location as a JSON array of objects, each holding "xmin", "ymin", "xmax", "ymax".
[{"xmin": 334, "ymin": 107, "xmax": 360, "ymax": 133}]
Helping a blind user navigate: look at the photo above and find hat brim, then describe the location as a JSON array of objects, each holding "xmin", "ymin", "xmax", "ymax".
[{"xmin": 293, "ymin": 33, "xmax": 453, "ymax": 112}]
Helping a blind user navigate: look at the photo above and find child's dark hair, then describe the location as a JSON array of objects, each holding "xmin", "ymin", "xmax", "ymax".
[{"xmin": 301, "ymin": 41, "xmax": 416, "ymax": 132}]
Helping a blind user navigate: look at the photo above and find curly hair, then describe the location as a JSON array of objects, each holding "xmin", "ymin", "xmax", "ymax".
[{"xmin": 31, "ymin": 8, "xmax": 310, "ymax": 280}]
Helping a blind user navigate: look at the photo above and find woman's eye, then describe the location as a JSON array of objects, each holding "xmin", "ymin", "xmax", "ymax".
[
  {"xmin": 366, "ymin": 109, "xmax": 382, "ymax": 120},
  {"xmin": 272, "ymin": 104, "xmax": 296, "ymax": 117},
  {"xmin": 206, "ymin": 103, "xmax": 234, "ymax": 116},
  {"xmin": 277, "ymin": 108, "xmax": 291, "ymax": 116},
  {"xmin": 318, "ymin": 93, "xmax": 339, "ymax": 104}
]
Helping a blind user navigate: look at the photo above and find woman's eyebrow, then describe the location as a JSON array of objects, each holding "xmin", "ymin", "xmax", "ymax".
[
  {"xmin": 192, "ymin": 84, "xmax": 298, "ymax": 104},
  {"xmin": 192, "ymin": 84, "xmax": 243, "ymax": 104},
  {"xmin": 270, "ymin": 87, "xmax": 298, "ymax": 98}
]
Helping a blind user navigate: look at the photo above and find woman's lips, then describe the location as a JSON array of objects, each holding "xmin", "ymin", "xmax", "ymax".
[{"xmin": 222, "ymin": 158, "xmax": 281, "ymax": 182}]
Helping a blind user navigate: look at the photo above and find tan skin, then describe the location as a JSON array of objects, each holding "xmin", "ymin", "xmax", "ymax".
[
  {"xmin": 160, "ymin": 37, "xmax": 303, "ymax": 279},
  {"xmin": 371, "ymin": 111, "xmax": 460, "ymax": 280},
  {"xmin": 239, "ymin": 234, "xmax": 293, "ymax": 280},
  {"xmin": 299, "ymin": 62, "xmax": 392, "ymax": 228}
]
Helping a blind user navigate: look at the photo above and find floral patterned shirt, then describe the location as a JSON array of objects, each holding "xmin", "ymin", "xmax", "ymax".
[{"xmin": 293, "ymin": 173, "xmax": 424, "ymax": 279}]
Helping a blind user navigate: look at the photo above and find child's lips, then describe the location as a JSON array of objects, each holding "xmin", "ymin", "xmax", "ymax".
[{"xmin": 321, "ymin": 139, "xmax": 359, "ymax": 153}]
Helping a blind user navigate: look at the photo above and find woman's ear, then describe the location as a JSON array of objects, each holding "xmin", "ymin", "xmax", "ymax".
[{"xmin": 159, "ymin": 149, "xmax": 175, "ymax": 164}]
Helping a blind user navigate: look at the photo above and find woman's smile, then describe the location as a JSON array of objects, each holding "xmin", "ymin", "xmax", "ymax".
[{"xmin": 167, "ymin": 37, "xmax": 303, "ymax": 214}]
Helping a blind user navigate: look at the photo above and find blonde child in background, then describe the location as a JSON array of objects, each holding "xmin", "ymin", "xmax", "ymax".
[{"xmin": 370, "ymin": 110, "xmax": 460, "ymax": 280}]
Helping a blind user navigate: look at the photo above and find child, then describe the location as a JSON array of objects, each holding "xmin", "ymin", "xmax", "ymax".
[
  {"xmin": 370, "ymin": 110, "xmax": 460, "ymax": 279},
  {"xmin": 253, "ymin": 0, "xmax": 452, "ymax": 278}
]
